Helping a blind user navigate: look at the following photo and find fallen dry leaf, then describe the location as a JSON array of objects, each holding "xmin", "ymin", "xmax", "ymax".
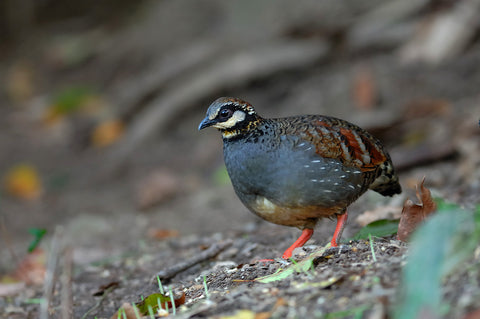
[
  {"xmin": 4, "ymin": 164, "xmax": 42, "ymax": 200},
  {"xmin": 173, "ymin": 291, "xmax": 186, "ymax": 308},
  {"xmin": 91, "ymin": 119, "xmax": 125, "ymax": 147},
  {"xmin": 13, "ymin": 248, "xmax": 46, "ymax": 285},
  {"xmin": 255, "ymin": 312, "xmax": 273, "ymax": 319},
  {"xmin": 397, "ymin": 178, "xmax": 437, "ymax": 242},
  {"xmin": 352, "ymin": 64, "xmax": 377, "ymax": 110},
  {"xmin": 110, "ymin": 303, "xmax": 140, "ymax": 319},
  {"xmin": 147, "ymin": 228, "xmax": 180, "ymax": 239},
  {"xmin": 462, "ymin": 308, "xmax": 480, "ymax": 319}
]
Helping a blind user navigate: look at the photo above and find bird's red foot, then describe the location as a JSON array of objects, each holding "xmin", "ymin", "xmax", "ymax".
[
  {"xmin": 282, "ymin": 228, "xmax": 314, "ymax": 259},
  {"xmin": 330, "ymin": 212, "xmax": 348, "ymax": 247}
]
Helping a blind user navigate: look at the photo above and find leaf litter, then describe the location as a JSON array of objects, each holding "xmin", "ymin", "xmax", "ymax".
[
  {"xmin": 2, "ymin": 170, "xmax": 479, "ymax": 319},
  {"xmin": 397, "ymin": 177, "xmax": 437, "ymax": 242}
]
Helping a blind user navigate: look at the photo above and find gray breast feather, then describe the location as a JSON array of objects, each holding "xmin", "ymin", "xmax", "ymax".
[{"xmin": 224, "ymin": 135, "xmax": 365, "ymax": 208}]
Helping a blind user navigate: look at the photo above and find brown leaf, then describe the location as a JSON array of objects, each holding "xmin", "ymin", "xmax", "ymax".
[
  {"xmin": 91, "ymin": 119, "xmax": 125, "ymax": 148},
  {"xmin": 13, "ymin": 249, "xmax": 46, "ymax": 285},
  {"xmin": 147, "ymin": 228, "xmax": 179, "ymax": 240},
  {"xmin": 462, "ymin": 308, "xmax": 480, "ymax": 319},
  {"xmin": 255, "ymin": 312, "xmax": 273, "ymax": 319},
  {"xmin": 110, "ymin": 303, "xmax": 140, "ymax": 319},
  {"xmin": 397, "ymin": 178, "xmax": 437, "ymax": 242},
  {"xmin": 172, "ymin": 291, "xmax": 186, "ymax": 308}
]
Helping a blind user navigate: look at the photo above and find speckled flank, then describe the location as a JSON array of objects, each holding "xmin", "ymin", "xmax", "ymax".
[{"xmin": 268, "ymin": 114, "xmax": 400, "ymax": 196}]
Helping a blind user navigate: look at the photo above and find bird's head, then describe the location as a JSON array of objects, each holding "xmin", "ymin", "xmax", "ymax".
[{"xmin": 198, "ymin": 97, "xmax": 261, "ymax": 138}]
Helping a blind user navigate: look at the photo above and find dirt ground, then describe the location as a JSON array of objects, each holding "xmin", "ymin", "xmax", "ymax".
[{"xmin": 1, "ymin": 1, "xmax": 479, "ymax": 318}]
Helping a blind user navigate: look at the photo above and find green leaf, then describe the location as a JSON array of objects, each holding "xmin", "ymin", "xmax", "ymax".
[
  {"xmin": 255, "ymin": 266, "xmax": 297, "ymax": 283},
  {"xmin": 349, "ymin": 219, "xmax": 399, "ymax": 241},
  {"xmin": 52, "ymin": 86, "xmax": 94, "ymax": 114},
  {"xmin": 135, "ymin": 293, "xmax": 170, "ymax": 314},
  {"xmin": 434, "ymin": 198, "xmax": 460, "ymax": 212},
  {"xmin": 27, "ymin": 228, "xmax": 47, "ymax": 252},
  {"xmin": 255, "ymin": 245, "xmax": 328, "ymax": 283},
  {"xmin": 394, "ymin": 208, "xmax": 480, "ymax": 319}
]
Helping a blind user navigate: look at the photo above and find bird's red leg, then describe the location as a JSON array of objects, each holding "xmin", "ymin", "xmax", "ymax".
[
  {"xmin": 282, "ymin": 228, "xmax": 314, "ymax": 259},
  {"xmin": 331, "ymin": 211, "xmax": 348, "ymax": 247}
]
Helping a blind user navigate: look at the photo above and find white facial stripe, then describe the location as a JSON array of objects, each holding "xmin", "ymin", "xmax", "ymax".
[
  {"xmin": 208, "ymin": 107, "xmax": 220, "ymax": 120},
  {"xmin": 212, "ymin": 110, "xmax": 246, "ymax": 129}
]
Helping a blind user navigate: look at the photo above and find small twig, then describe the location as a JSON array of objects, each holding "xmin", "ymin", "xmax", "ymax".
[
  {"xmin": 61, "ymin": 247, "xmax": 73, "ymax": 319},
  {"xmin": 153, "ymin": 239, "xmax": 233, "ymax": 282},
  {"xmin": 40, "ymin": 226, "xmax": 64, "ymax": 319}
]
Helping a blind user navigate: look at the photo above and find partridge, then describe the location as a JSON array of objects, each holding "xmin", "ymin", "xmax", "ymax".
[{"xmin": 199, "ymin": 97, "xmax": 401, "ymax": 259}]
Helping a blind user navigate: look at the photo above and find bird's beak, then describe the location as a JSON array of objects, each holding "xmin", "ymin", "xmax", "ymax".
[{"xmin": 198, "ymin": 117, "xmax": 214, "ymax": 130}]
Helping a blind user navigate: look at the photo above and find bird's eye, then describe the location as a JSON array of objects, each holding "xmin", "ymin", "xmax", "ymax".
[{"xmin": 219, "ymin": 108, "xmax": 233, "ymax": 119}]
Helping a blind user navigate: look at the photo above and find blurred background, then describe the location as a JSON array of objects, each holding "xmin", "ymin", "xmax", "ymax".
[{"xmin": 1, "ymin": 0, "xmax": 479, "ymax": 268}]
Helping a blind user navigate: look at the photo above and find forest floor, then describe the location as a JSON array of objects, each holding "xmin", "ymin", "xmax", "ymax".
[{"xmin": 1, "ymin": 1, "xmax": 479, "ymax": 318}]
